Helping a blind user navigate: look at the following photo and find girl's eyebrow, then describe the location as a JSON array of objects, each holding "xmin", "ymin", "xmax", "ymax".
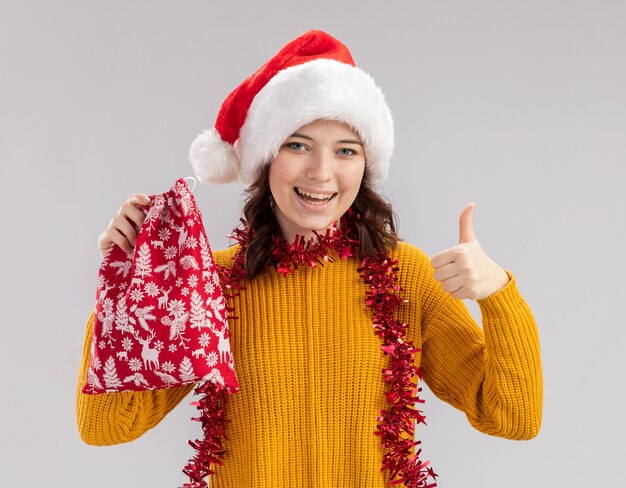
[
  {"xmin": 338, "ymin": 139, "xmax": 363, "ymax": 146},
  {"xmin": 289, "ymin": 132, "xmax": 363, "ymax": 147},
  {"xmin": 289, "ymin": 132, "xmax": 313, "ymax": 140}
]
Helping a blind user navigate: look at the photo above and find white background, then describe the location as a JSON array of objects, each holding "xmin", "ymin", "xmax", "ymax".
[{"xmin": 1, "ymin": 0, "xmax": 624, "ymax": 486}]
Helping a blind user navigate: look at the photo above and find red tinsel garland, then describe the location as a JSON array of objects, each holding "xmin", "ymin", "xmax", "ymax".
[
  {"xmin": 182, "ymin": 212, "xmax": 437, "ymax": 487},
  {"xmin": 359, "ymin": 254, "xmax": 438, "ymax": 487},
  {"xmin": 181, "ymin": 382, "xmax": 228, "ymax": 487}
]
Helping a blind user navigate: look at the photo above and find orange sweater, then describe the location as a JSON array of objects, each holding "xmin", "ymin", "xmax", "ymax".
[{"xmin": 76, "ymin": 241, "xmax": 542, "ymax": 487}]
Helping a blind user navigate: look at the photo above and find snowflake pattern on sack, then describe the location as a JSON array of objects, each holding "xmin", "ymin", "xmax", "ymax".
[{"xmin": 83, "ymin": 178, "xmax": 240, "ymax": 395}]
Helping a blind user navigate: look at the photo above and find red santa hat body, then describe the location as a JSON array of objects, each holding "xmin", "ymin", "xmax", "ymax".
[{"xmin": 189, "ymin": 30, "xmax": 394, "ymax": 187}]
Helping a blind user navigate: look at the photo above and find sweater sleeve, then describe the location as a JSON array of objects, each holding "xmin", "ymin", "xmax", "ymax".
[
  {"xmin": 415, "ymin": 251, "xmax": 543, "ymax": 440},
  {"xmin": 75, "ymin": 309, "xmax": 196, "ymax": 446}
]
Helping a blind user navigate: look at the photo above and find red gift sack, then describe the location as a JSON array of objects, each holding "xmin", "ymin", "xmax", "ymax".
[{"xmin": 83, "ymin": 177, "xmax": 240, "ymax": 395}]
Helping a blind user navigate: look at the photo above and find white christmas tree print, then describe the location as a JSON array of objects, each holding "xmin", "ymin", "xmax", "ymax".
[
  {"xmin": 134, "ymin": 243, "xmax": 153, "ymax": 279},
  {"xmin": 190, "ymin": 290, "xmax": 207, "ymax": 329},
  {"xmin": 103, "ymin": 357, "xmax": 124, "ymax": 390},
  {"xmin": 179, "ymin": 192, "xmax": 194, "ymax": 216},
  {"xmin": 198, "ymin": 233, "xmax": 213, "ymax": 271},
  {"xmin": 86, "ymin": 370, "xmax": 104, "ymax": 393},
  {"xmin": 179, "ymin": 357, "xmax": 195, "ymax": 382},
  {"xmin": 114, "ymin": 297, "xmax": 134, "ymax": 334}
]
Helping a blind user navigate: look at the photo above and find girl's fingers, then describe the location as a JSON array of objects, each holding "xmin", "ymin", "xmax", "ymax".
[
  {"xmin": 120, "ymin": 200, "xmax": 147, "ymax": 232},
  {"xmin": 108, "ymin": 226, "xmax": 134, "ymax": 254},
  {"xmin": 440, "ymin": 275, "xmax": 464, "ymax": 295},
  {"xmin": 98, "ymin": 217, "xmax": 134, "ymax": 256},
  {"xmin": 111, "ymin": 213, "xmax": 140, "ymax": 248},
  {"xmin": 125, "ymin": 192, "xmax": 150, "ymax": 213},
  {"xmin": 98, "ymin": 193, "xmax": 151, "ymax": 259},
  {"xmin": 128, "ymin": 193, "xmax": 151, "ymax": 206},
  {"xmin": 432, "ymin": 261, "xmax": 458, "ymax": 283}
]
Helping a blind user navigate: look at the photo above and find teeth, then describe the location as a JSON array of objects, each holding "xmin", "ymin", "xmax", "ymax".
[{"xmin": 296, "ymin": 188, "xmax": 334, "ymax": 201}]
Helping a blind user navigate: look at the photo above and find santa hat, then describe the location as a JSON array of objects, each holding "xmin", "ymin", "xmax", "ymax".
[{"xmin": 189, "ymin": 30, "xmax": 394, "ymax": 187}]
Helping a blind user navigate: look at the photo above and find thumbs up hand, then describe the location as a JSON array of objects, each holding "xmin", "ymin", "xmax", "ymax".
[{"xmin": 430, "ymin": 203, "xmax": 510, "ymax": 301}]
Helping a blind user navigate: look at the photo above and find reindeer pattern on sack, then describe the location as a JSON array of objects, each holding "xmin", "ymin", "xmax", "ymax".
[{"xmin": 83, "ymin": 178, "xmax": 240, "ymax": 395}]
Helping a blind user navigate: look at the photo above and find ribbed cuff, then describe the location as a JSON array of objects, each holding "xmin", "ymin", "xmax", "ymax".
[
  {"xmin": 476, "ymin": 270, "xmax": 524, "ymax": 318},
  {"xmin": 476, "ymin": 269, "xmax": 539, "ymax": 359}
]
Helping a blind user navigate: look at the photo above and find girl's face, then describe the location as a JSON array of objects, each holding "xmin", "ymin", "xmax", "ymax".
[{"xmin": 269, "ymin": 119, "xmax": 366, "ymax": 243}]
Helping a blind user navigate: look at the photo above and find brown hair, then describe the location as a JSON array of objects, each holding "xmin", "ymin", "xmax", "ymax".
[{"xmin": 240, "ymin": 164, "xmax": 399, "ymax": 279}]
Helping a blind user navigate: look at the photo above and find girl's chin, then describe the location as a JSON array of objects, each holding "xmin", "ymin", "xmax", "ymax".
[{"xmin": 276, "ymin": 202, "xmax": 350, "ymax": 241}]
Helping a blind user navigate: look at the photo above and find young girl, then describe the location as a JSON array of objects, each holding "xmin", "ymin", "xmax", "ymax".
[{"xmin": 76, "ymin": 30, "xmax": 542, "ymax": 487}]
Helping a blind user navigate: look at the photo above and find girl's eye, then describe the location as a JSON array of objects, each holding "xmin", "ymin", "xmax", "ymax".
[
  {"xmin": 287, "ymin": 142, "xmax": 307, "ymax": 151},
  {"xmin": 338, "ymin": 148, "xmax": 355, "ymax": 156}
]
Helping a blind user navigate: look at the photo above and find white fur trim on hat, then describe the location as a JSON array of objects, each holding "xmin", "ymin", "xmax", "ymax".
[
  {"xmin": 238, "ymin": 58, "xmax": 394, "ymax": 187},
  {"xmin": 189, "ymin": 127, "xmax": 240, "ymax": 185}
]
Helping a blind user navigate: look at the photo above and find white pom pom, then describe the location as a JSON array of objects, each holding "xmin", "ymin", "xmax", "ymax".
[{"xmin": 189, "ymin": 128, "xmax": 240, "ymax": 185}]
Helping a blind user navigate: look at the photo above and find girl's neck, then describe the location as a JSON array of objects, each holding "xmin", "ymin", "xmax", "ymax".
[{"xmin": 279, "ymin": 220, "xmax": 342, "ymax": 246}]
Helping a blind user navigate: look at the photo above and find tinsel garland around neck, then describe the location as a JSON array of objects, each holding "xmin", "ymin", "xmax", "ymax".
[{"xmin": 182, "ymin": 210, "xmax": 438, "ymax": 488}]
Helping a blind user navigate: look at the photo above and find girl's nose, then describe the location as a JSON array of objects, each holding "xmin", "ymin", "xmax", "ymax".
[{"xmin": 305, "ymin": 150, "xmax": 333, "ymax": 182}]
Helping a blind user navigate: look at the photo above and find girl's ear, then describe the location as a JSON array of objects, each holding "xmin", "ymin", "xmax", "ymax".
[{"xmin": 233, "ymin": 138, "xmax": 242, "ymax": 161}]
